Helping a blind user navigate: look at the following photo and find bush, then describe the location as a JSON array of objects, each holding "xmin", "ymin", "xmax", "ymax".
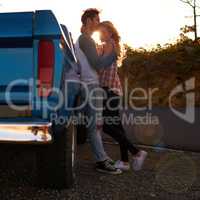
[{"xmin": 119, "ymin": 38, "xmax": 200, "ymax": 107}]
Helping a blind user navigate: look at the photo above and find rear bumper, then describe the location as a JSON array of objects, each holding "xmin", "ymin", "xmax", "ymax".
[{"xmin": 0, "ymin": 122, "xmax": 52, "ymax": 144}]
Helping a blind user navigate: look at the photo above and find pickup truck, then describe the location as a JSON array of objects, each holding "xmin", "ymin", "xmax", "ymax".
[{"xmin": 0, "ymin": 10, "xmax": 80, "ymax": 189}]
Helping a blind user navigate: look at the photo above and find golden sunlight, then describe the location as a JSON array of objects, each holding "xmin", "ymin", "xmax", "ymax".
[
  {"xmin": 92, "ymin": 31, "xmax": 102, "ymax": 45},
  {"xmin": 0, "ymin": 0, "xmax": 195, "ymax": 48}
]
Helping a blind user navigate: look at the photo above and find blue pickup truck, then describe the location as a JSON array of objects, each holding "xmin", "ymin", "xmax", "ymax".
[{"xmin": 0, "ymin": 10, "xmax": 80, "ymax": 189}]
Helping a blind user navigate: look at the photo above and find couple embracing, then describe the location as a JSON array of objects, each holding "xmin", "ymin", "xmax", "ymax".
[{"xmin": 75, "ymin": 8, "xmax": 147, "ymax": 174}]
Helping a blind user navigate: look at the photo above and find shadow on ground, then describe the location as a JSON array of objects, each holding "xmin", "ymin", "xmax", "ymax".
[{"xmin": 0, "ymin": 144, "xmax": 199, "ymax": 200}]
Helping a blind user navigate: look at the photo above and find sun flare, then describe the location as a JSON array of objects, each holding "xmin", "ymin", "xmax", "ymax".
[
  {"xmin": 0, "ymin": 0, "xmax": 195, "ymax": 48},
  {"xmin": 92, "ymin": 31, "xmax": 102, "ymax": 45}
]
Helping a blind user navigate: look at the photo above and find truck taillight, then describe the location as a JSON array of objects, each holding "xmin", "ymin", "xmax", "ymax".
[{"xmin": 38, "ymin": 40, "xmax": 54, "ymax": 97}]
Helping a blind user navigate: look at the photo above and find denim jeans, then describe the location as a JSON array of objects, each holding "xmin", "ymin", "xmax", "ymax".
[
  {"xmin": 80, "ymin": 83, "xmax": 108, "ymax": 162},
  {"xmin": 57, "ymin": 81, "xmax": 80, "ymax": 123}
]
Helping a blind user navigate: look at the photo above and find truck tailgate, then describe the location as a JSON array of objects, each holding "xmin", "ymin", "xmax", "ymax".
[{"xmin": 0, "ymin": 12, "xmax": 34, "ymax": 107}]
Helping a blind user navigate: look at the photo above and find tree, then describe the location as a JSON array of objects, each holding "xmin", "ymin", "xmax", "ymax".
[{"xmin": 180, "ymin": 0, "xmax": 200, "ymax": 40}]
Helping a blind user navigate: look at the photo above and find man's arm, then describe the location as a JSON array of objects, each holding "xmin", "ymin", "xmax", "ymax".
[{"xmin": 79, "ymin": 34, "xmax": 117, "ymax": 70}]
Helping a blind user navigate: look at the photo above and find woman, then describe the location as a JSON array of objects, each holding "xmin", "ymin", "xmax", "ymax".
[{"xmin": 97, "ymin": 21, "xmax": 148, "ymax": 171}]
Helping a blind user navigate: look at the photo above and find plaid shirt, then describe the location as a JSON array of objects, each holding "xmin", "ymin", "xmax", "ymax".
[{"xmin": 99, "ymin": 62, "xmax": 123, "ymax": 96}]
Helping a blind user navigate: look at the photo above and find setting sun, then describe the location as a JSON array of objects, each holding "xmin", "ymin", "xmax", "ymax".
[
  {"xmin": 0, "ymin": 0, "xmax": 198, "ymax": 48},
  {"xmin": 92, "ymin": 31, "xmax": 102, "ymax": 45}
]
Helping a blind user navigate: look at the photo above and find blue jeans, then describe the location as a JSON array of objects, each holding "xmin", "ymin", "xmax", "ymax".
[
  {"xmin": 57, "ymin": 81, "xmax": 80, "ymax": 124},
  {"xmin": 80, "ymin": 83, "xmax": 108, "ymax": 162}
]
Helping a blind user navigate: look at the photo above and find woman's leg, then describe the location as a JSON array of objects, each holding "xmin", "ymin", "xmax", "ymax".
[
  {"xmin": 117, "ymin": 121, "xmax": 139, "ymax": 156},
  {"xmin": 103, "ymin": 88, "xmax": 139, "ymax": 162},
  {"xmin": 103, "ymin": 122, "xmax": 129, "ymax": 162},
  {"xmin": 103, "ymin": 122, "xmax": 139, "ymax": 161}
]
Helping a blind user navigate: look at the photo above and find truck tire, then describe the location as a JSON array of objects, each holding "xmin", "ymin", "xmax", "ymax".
[
  {"xmin": 36, "ymin": 121, "xmax": 77, "ymax": 189},
  {"xmin": 77, "ymin": 124, "xmax": 87, "ymax": 145}
]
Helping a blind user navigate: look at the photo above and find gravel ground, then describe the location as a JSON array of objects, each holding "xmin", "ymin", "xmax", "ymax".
[{"xmin": 0, "ymin": 143, "xmax": 199, "ymax": 200}]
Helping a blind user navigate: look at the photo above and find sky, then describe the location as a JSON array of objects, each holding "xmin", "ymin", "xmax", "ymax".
[{"xmin": 0, "ymin": 0, "xmax": 199, "ymax": 48}]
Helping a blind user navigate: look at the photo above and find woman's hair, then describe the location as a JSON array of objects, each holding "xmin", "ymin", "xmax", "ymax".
[{"xmin": 98, "ymin": 21, "xmax": 121, "ymax": 59}]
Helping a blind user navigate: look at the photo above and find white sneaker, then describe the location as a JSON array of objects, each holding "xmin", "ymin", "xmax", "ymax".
[
  {"xmin": 114, "ymin": 160, "xmax": 130, "ymax": 171},
  {"xmin": 132, "ymin": 150, "xmax": 148, "ymax": 171}
]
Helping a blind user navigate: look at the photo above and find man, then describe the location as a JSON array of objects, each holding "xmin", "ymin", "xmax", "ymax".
[{"xmin": 75, "ymin": 8, "xmax": 121, "ymax": 174}]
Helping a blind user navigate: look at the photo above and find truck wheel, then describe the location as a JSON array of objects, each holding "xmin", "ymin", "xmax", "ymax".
[
  {"xmin": 36, "ymin": 121, "xmax": 77, "ymax": 189},
  {"xmin": 77, "ymin": 124, "xmax": 87, "ymax": 145}
]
